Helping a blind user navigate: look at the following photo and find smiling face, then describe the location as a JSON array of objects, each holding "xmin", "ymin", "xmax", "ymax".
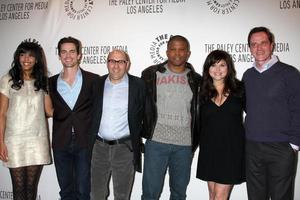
[
  {"xmin": 249, "ymin": 31, "xmax": 274, "ymax": 68},
  {"xmin": 166, "ymin": 40, "xmax": 191, "ymax": 73},
  {"xmin": 209, "ymin": 59, "xmax": 228, "ymax": 83},
  {"xmin": 107, "ymin": 50, "xmax": 129, "ymax": 84},
  {"xmin": 19, "ymin": 52, "xmax": 36, "ymax": 74},
  {"xmin": 59, "ymin": 42, "xmax": 81, "ymax": 69}
]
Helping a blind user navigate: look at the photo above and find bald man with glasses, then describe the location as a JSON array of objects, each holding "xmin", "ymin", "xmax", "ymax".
[{"xmin": 90, "ymin": 50, "xmax": 146, "ymax": 200}]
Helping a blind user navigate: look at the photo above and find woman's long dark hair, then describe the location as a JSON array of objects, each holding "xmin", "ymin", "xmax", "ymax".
[
  {"xmin": 9, "ymin": 39, "xmax": 48, "ymax": 92},
  {"xmin": 200, "ymin": 50, "xmax": 243, "ymax": 103}
]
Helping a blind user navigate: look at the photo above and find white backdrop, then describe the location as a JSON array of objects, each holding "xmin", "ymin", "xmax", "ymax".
[{"xmin": 0, "ymin": 0, "xmax": 300, "ymax": 199}]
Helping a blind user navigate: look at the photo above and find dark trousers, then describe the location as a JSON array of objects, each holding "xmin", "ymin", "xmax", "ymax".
[
  {"xmin": 91, "ymin": 139, "xmax": 135, "ymax": 200},
  {"xmin": 53, "ymin": 136, "xmax": 91, "ymax": 200},
  {"xmin": 245, "ymin": 141, "xmax": 298, "ymax": 200}
]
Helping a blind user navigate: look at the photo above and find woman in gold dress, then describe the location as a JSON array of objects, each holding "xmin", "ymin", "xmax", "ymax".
[{"xmin": 0, "ymin": 39, "xmax": 53, "ymax": 200}]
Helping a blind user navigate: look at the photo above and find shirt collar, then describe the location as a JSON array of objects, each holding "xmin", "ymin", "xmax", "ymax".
[
  {"xmin": 105, "ymin": 73, "xmax": 128, "ymax": 86},
  {"xmin": 253, "ymin": 55, "xmax": 278, "ymax": 73},
  {"xmin": 59, "ymin": 68, "xmax": 82, "ymax": 80}
]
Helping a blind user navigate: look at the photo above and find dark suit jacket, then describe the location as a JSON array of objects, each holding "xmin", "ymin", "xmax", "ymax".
[
  {"xmin": 49, "ymin": 68, "xmax": 100, "ymax": 150},
  {"xmin": 90, "ymin": 74, "xmax": 146, "ymax": 172}
]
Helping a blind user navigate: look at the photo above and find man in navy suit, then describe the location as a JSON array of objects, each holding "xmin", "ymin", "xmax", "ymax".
[
  {"xmin": 49, "ymin": 36, "xmax": 99, "ymax": 200},
  {"xmin": 90, "ymin": 49, "xmax": 146, "ymax": 200}
]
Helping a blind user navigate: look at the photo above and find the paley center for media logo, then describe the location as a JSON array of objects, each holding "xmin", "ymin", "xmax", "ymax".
[
  {"xmin": 206, "ymin": 0, "xmax": 240, "ymax": 15},
  {"xmin": 64, "ymin": 0, "xmax": 94, "ymax": 20},
  {"xmin": 149, "ymin": 34, "xmax": 172, "ymax": 64}
]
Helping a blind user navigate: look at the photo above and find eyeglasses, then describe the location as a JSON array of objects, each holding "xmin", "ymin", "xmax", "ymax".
[{"xmin": 107, "ymin": 59, "xmax": 128, "ymax": 65}]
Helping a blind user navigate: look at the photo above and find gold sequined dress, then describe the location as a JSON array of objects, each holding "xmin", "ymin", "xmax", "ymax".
[{"xmin": 0, "ymin": 74, "xmax": 51, "ymax": 168}]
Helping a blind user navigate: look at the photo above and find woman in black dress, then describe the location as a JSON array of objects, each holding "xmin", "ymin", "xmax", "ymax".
[{"xmin": 196, "ymin": 50, "xmax": 245, "ymax": 200}]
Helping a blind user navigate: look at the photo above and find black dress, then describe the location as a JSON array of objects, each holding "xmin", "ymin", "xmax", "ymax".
[{"xmin": 196, "ymin": 94, "xmax": 245, "ymax": 184}]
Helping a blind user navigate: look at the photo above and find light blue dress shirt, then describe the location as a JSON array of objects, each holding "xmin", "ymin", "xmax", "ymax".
[
  {"xmin": 57, "ymin": 69, "xmax": 82, "ymax": 110},
  {"xmin": 98, "ymin": 74, "xmax": 130, "ymax": 140}
]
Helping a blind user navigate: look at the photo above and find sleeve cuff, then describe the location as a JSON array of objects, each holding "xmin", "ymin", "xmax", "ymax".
[{"xmin": 290, "ymin": 143, "xmax": 299, "ymax": 151}]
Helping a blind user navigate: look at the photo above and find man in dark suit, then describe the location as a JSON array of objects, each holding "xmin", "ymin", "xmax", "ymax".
[
  {"xmin": 90, "ymin": 49, "xmax": 146, "ymax": 200},
  {"xmin": 49, "ymin": 36, "xmax": 99, "ymax": 200}
]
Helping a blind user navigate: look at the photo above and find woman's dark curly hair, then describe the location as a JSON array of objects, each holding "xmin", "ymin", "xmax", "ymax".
[
  {"xmin": 200, "ymin": 50, "xmax": 243, "ymax": 103},
  {"xmin": 9, "ymin": 39, "xmax": 48, "ymax": 92}
]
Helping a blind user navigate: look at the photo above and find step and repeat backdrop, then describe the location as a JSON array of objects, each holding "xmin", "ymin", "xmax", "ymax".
[{"xmin": 0, "ymin": 0, "xmax": 299, "ymax": 199}]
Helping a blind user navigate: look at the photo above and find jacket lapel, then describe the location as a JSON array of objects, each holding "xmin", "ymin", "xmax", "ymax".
[
  {"xmin": 128, "ymin": 74, "xmax": 135, "ymax": 120},
  {"xmin": 97, "ymin": 74, "xmax": 107, "ymax": 122},
  {"xmin": 72, "ymin": 69, "xmax": 86, "ymax": 110},
  {"xmin": 52, "ymin": 75, "xmax": 72, "ymax": 111}
]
